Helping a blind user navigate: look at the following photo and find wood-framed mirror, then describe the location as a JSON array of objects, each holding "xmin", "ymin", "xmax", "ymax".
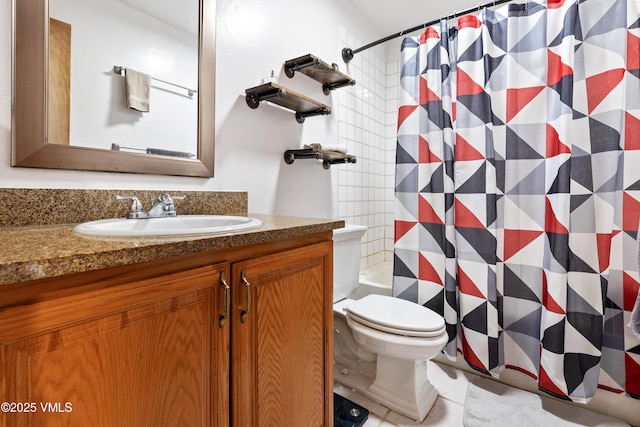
[{"xmin": 12, "ymin": 0, "xmax": 215, "ymax": 177}]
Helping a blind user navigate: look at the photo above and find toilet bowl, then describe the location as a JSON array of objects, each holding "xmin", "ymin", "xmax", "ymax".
[{"xmin": 332, "ymin": 225, "xmax": 448, "ymax": 422}]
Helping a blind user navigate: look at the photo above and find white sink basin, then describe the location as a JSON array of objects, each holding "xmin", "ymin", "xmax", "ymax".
[{"xmin": 73, "ymin": 215, "xmax": 263, "ymax": 237}]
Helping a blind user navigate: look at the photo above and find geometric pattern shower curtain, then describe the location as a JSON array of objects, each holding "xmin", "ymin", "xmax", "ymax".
[{"xmin": 393, "ymin": 0, "xmax": 640, "ymax": 402}]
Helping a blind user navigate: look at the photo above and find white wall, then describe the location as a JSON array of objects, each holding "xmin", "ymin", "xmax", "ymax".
[{"xmin": 0, "ymin": 0, "xmax": 385, "ymax": 220}]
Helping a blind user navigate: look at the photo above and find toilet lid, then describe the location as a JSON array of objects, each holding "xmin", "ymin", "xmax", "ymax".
[{"xmin": 346, "ymin": 294, "xmax": 445, "ymax": 337}]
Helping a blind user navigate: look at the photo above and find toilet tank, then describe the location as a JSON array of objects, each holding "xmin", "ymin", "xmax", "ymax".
[{"xmin": 332, "ymin": 224, "xmax": 367, "ymax": 302}]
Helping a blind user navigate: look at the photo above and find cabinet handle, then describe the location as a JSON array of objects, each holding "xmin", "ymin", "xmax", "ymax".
[
  {"xmin": 219, "ymin": 271, "xmax": 230, "ymax": 328},
  {"xmin": 240, "ymin": 270, "xmax": 251, "ymax": 323}
]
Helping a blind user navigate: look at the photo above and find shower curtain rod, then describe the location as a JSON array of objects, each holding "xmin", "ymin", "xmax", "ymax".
[{"xmin": 342, "ymin": 0, "xmax": 514, "ymax": 63}]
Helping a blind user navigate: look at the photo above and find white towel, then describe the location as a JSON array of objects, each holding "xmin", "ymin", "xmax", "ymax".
[
  {"xmin": 323, "ymin": 144, "xmax": 348, "ymax": 153},
  {"xmin": 628, "ymin": 226, "xmax": 640, "ymax": 339},
  {"xmin": 125, "ymin": 68, "xmax": 150, "ymax": 112}
]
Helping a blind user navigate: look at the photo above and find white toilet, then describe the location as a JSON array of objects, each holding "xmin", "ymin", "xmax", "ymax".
[{"xmin": 333, "ymin": 224, "xmax": 448, "ymax": 422}]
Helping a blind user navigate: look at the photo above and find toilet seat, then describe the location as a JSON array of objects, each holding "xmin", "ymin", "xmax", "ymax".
[{"xmin": 346, "ymin": 294, "xmax": 446, "ymax": 338}]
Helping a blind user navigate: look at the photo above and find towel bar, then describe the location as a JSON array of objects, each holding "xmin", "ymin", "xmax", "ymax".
[
  {"xmin": 111, "ymin": 143, "xmax": 195, "ymax": 158},
  {"xmin": 113, "ymin": 66, "xmax": 197, "ymax": 97}
]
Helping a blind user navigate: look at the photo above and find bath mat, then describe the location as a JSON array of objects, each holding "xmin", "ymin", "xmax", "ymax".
[{"xmin": 463, "ymin": 378, "xmax": 629, "ymax": 427}]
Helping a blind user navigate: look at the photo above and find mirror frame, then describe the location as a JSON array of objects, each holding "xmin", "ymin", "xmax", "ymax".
[{"xmin": 12, "ymin": 0, "xmax": 215, "ymax": 177}]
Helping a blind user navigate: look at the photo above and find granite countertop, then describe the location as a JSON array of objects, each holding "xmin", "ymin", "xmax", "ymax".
[{"xmin": 0, "ymin": 214, "xmax": 344, "ymax": 286}]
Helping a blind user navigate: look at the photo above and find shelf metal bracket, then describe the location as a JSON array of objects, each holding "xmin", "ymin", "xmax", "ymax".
[
  {"xmin": 283, "ymin": 54, "xmax": 356, "ymax": 95},
  {"xmin": 295, "ymin": 108, "xmax": 331, "ymax": 124},
  {"xmin": 284, "ymin": 148, "xmax": 356, "ymax": 169},
  {"xmin": 245, "ymin": 87, "xmax": 287, "ymax": 109}
]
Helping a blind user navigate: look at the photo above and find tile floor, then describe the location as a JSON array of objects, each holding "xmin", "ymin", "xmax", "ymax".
[
  {"xmin": 334, "ymin": 360, "xmax": 479, "ymax": 426},
  {"xmin": 334, "ymin": 360, "xmax": 640, "ymax": 427}
]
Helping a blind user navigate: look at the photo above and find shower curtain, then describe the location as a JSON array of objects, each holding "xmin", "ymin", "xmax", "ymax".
[{"xmin": 393, "ymin": 0, "xmax": 640, "ymax": 402}]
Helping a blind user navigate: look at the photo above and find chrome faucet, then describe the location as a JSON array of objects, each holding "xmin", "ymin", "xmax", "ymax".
[
  {"xmin": 115, "ymin": 193, "xmax": 186, "ymax": 219},
  {"xmin": 147, "ymin": 193, "xmax": 186, "ymax": 217}
]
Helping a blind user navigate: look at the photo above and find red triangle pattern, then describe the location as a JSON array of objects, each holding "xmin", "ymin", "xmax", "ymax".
[
  {"xmin": 421, "ymin": 77, "xmax": 441, "ymax": 105},
  {"xmin": 505, "ymin": 364, "xmax": 538, "ymax": 380},
  {"xmin": 461, "ymin": 329, "xmax": 489, "ymax": 372},
  {"xmin": 419, "ymin": 135, "xmax": 442, "ymax": 163},
  {"xmin": 623, "ymin": 271, "xmax": 640, "ymax": 311},
  {"xmin": 623, "ymin": 193, "xmax": 640, "ymax": 231},
  {"xmin": 596, "ymin": 233, "xmax": 612, "ymax": 273},
  {"xmin": 625, "ymin": 354, "xmax": 640, "ymax": 396},
  {"xmin": 547, "ymin": 50, "xmax": 573, "ymax": 86},
  {"xmin": 459, "ymin": 267, "xmax": 486, "ymax": 298},
  {"xmin": 419, "ymin": 253, "xmax": 443, "ymax": 285},
  {"xmin": 457, "ymin": 69, "xmax": 485, "ymax": 96},
  {"xmin": 597, "ymin": 384, "xmax": 624, "ymax": 394},
  {"xmin": 420, "ymin": 26, "xmax": 440, "ymax": 43},
  {"xmin": 586, "ymin": 68, "xmax": 625, "ymax": 114},
  {"xmin": 546, "ymin": 124, "xmax": 571, "ymax": 157},
  {"xmin": 542, "ymin": 271, "xmax": 566, "ymax": 314},
  {"xmin": 628, "ymin": 31, "xmax": 640, "ymax": 72},
  {"xmin": 455, "ymin": 199, "xmax": 486, "ymax": 229},
  {"xmin": 419, "ymin": 196, "xmax": 444, "ymax": 224},
  {"xmin": 538, "ymin": 365, "xmax": 568, "ymax": 398},
  {"xmin": 456, "ymin": 133, "xmax": 486, "ymax": 161},
  {"xmin": 544, "ymin": 197, "xmax": 569, "ymax": 234},
  {"xmin": 506, "ymin": 86, "xmax": 545, "ymax": 122},
  {"xmin": 504, "ymin": 229, "xmax": 544, "ymax": 260},
  {"xmin": 547, "ymin": 0, "xmax": 568, "ymax": 9},
  {"xmin": 625, "ymin": 112, "xmax": 640, "ymax": 150},
  {"xmin": 398, "ymin": 105, "xmax": 418, "ymax": 129},
  {"xmin": 395, "ymin": 220, "xmax": 417, "ymax": 243},
  {"xmin": 458, "ymin": 15, "xmax": 482, "ymax": 30}
]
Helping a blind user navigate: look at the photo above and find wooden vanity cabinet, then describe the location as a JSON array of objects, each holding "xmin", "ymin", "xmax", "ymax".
[
  {"xmin": 0, "ymin": 263, "xmax": 231, "ymax": 427},
  {"xmin": 231, "ymin": 242, "xmax": 333, "ymax": 426},
  {"xmin": 0, "ymin": 237, "xmax": 333, "ymax": 427}
]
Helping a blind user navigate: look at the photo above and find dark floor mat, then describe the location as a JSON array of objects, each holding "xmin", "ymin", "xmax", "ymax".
[{"xmin": 334, "ymin": 392, "xmax": 369, "ymax": 427}]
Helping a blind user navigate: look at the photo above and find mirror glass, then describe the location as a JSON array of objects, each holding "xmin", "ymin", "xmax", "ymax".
[
  {"xmin": 12, "ymin": 0, "xmax": 215, "ymax": 177},
  {"xmin": 49, "ymin": 0, "xmax": 199, "ymax": 157}
]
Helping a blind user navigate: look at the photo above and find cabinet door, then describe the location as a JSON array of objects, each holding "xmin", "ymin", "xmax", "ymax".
[
  {"xmin": 231, "ymin": 241, "xmax": 333, "ymax": 427},
  {"xmin": 0, "ymin": 264, "xmax": 230, "ymax": 427}
]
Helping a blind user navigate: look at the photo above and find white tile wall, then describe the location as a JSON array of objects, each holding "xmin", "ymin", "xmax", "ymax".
[{"xmin": 337, "ymin": 28, "xmax": 399, "ymax": 271}]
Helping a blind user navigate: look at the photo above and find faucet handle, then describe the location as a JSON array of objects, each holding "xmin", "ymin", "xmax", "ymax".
[
  {"xmin": 114, "ymin": 195, "xmax": 148, "ymax": 219},
  {"xmin": 159, "ymin": 193, "xmax": 186, "ymax": 201},
  {"xmin": 155, "ymin": 193, "xmax": 186, "ymax": 217}
]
